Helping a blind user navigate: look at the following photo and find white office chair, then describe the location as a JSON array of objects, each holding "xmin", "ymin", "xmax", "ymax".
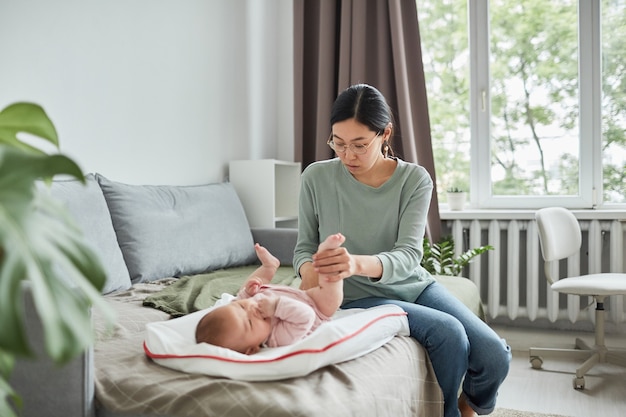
[{"xmin": 529, "ymin": 207, "xmax": 626, "ymax": 389}]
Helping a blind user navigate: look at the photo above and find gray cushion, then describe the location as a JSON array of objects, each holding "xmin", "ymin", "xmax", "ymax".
[
  {"xmin": 96, "ymin": 175, "xmax": 257, "ymax": 283},
  {"xmin": 45, "ymin": 174, "xmax": 132, "ymax": 294}
]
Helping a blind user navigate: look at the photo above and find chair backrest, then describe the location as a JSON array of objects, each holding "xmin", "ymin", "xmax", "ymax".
[{"xmin": 535, "ymin": 207, "xmax": 582, "ymax": 262}]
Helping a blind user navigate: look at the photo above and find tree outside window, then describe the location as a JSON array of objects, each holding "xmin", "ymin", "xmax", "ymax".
[{"xmin": 418, "ymin": 0, "xmax": 626, "ymax": 208}]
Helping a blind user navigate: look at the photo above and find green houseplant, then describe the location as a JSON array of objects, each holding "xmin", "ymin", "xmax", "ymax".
[
  {"xmin": 0, "ymin": 102, "xmax": 113, "ymax": 416},
  {"xmin": 421, "ymin": 235, "xmax": 493, "ymax": 277},
  {"xmin": 446, "ymin": 187, "xmax": 464, "ymax": 193}
]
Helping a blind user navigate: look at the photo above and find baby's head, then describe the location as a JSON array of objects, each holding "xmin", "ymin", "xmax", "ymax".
[{"xmin": 195, "ymin": 298, "xmax": 271, "ymax": 355}]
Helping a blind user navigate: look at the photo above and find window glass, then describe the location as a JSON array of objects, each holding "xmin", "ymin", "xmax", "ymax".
[
  {"xmin": 601, "ymin": 0, "xmax": 626, "ymax": 203},
  {"xmin": 417, "ymin": 0, "xmax": 470, "ymax": 203},
  {"xmin": 417, "ymin": 0, "xmax": 625, "ymax": 207},
  {"xmin": 489, "ymin": 0, "xmax": 579, "ymax": 197}
]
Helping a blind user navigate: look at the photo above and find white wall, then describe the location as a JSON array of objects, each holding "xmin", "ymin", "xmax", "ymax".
[{"xmin": 0, "ymin": 0, "xmax": 294, "ymax": 185}]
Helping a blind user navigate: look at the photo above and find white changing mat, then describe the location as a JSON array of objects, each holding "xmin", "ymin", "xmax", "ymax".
[{"xmin": 144, "ymin": 294, "xmax": 409, "ymax": 381}]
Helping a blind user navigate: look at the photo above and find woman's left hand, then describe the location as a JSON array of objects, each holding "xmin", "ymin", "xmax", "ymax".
[{"xmin": 312, "ymin": 246, "xmax": 356, "ymax": 282}]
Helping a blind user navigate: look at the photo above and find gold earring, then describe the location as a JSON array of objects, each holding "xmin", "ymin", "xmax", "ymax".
[{"xmin": 383, "ymin": 144, "xmax": 389, "ymax": 158}]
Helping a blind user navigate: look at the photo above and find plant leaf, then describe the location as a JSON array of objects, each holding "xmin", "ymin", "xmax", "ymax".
[
  {"xmin": 0, "ymin": 147, "xmax": 112, "ymax": 362},
  {"xmin": 421, "ymin": 235, "xmax": 493, "ymax": 276},
  {"xmin": 0, "ymin": 102, "xmax": 113, "ymax": 416},
  {"xmin": 0, "ymin": 147, "xmax": 84, "ymax": 192},
  {"xmin": 0, "ymin": 345, "xmax": 19, "ymax": 417},
  {"xmin": 0, "ymin": 245, "xmax": 30, "ymax": 354},
  {"xmin": 0, "ymin": 359, "xmax": 20, "ymax": 417},
  {"xmin": 0, "ymin": 196, "xmax": 110, "ymax": 362},
  {"xmin": 0, "ymin": 103, "xmax": 58, "ymax": 154}
]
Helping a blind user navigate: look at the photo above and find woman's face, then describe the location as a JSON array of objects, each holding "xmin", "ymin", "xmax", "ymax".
[{"xmin": 330, "ymin": 118, "xmax": 387, "ymax": 178}]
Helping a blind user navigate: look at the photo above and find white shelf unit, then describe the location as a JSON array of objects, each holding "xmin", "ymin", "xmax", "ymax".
[{"xmin": 229, "ymin": 159, "xmax": 301, "ymax": 228}]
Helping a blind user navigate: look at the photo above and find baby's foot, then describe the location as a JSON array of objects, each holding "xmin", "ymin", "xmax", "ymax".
[
  {"xmin": 318, "ymin": 233, "xmax": 345, "ymax": 252},
  {"xmin": 255, "ymin": 243, "xmax": 280, "ymax": 270}
]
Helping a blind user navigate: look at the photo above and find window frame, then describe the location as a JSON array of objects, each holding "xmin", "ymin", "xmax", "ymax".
[{"xmin": 468, "ymin": 0, "xmax": 606, "ymax": 209}]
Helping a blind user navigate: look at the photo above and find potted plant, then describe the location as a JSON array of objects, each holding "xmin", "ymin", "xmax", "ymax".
[
  {"xmin": 421, "ymin": 235, "xmax": 493, "ymax": 277},
  {"xmin": 0, "ymin": 102, "xmax": 113, "ymax": 417},
  {"xmin": 446, "ymin": 187, "xmax": 467, "ymax": 211}
]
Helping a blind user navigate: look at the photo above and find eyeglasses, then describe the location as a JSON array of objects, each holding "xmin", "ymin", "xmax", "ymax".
[{"xmin": 327, "ymin": 132, "xmax": 380, "ymax": 155}]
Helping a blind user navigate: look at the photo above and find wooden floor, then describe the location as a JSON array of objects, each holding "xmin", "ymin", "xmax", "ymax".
[{"xmin": 491, "ymin": 325, "xmax": 626, "ymax": 417}]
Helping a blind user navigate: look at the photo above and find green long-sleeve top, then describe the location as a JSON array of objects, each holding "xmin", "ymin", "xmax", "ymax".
[{"xmin": 293, "ymin": 158, "xmax": 435, "ymax": 305}]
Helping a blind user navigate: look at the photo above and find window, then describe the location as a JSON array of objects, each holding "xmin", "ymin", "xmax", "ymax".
[{"xmin": 418, "ymin": 0, "xmax": 626, "ymax": 209}]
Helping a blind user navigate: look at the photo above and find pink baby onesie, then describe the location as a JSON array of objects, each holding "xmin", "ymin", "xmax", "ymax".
[{"xmin": 236, "ymin": 285, "xmax": 333, "ymax": 347}]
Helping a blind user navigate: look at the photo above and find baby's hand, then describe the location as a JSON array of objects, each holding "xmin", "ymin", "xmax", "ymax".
[
  {"xmin": 245, "ymin": 277, "xmax": 263, "ymax": 296},
  {"xmin": 257, "ymin": 295, "xmax": 279, "ymax": 318}
]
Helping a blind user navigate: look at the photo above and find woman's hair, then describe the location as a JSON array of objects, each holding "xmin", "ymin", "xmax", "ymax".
[{"xmin": 330, "ymin": 84, "xmax": 396, "ymax": 156}]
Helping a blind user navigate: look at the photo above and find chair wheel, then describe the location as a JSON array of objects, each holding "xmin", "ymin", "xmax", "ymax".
[
  {"xmin": 530, "ymin": 356, "xmax": 543, "ymax": 369},
  {"xmin": 573, "ymin": 376, "xmax": 585, "ymax": 390}
]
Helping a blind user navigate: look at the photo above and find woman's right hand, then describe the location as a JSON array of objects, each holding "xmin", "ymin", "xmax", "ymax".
[
  {"xmin": 301, "ymin": 247, "xmax": 382, "ymax": 287},
  {"xmin": 312, "ymin": 245, "xmax": 357, "ymax": 282}
]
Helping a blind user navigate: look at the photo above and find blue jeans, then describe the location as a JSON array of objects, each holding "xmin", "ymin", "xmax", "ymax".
[{"xmin": 343, "ymin": 282, "xmax": 511, "ymax": 417}]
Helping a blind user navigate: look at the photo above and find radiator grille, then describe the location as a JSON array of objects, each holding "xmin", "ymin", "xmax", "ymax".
[{"xmin": 444, "ymin": 218, "xmax": 626, "ymax": 326}]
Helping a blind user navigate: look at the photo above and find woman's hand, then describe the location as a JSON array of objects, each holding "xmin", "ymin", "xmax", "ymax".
[
  {"xmin": 299, "ymin": 244, "xmax": 383, "ymax": 290},
  {"xmin": 312, "ymin": 246, "xmax": 357, "ymax": 282}
]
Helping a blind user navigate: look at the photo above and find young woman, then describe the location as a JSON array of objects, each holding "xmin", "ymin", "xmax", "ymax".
[{"xmin": 294, "ymin": 84, "xmax": 511, "ymax": 417}]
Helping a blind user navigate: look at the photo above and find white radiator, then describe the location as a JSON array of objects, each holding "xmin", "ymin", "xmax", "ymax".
[{"xmin": 445, "ymin": 216, "xmax": 626, "ymax": 326}]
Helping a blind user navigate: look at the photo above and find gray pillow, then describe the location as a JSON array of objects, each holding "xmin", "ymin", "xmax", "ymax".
[
  {"xmin": 96, "ymin": 175, "xmax": 257, "ymax": 283},
  {"xmin": 44, "ymin": 174, "xmax": 132, "ymax": 294}
]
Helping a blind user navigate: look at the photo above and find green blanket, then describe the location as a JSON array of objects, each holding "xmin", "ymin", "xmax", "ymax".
[
  {"xmin": 142, "ymin": 267, "xmax": 485, "ymax": 321},
  {"xmin": 142, "ymin": 266, "xmax": 300, "ymax": 317}
]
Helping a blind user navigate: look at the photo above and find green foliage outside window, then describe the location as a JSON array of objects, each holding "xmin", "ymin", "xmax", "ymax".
[{"xmin": 418, "ymin": 0, "xmax": 626, "ymax": 204}]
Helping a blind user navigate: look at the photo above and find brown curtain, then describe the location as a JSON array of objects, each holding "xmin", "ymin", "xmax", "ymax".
[{"xmin": 293, "ymin": 0, "xmax": 441, "ymax": 242}]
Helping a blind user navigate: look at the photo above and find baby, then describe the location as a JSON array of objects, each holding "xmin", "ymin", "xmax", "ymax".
[{"xmin": 195, "ymin": 233, "xmax": 345, "ymax": 354}]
